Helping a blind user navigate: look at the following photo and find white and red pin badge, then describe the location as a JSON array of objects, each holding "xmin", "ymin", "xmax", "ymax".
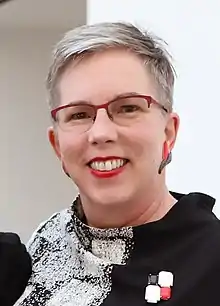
[{"xmin": 145, "ymin": 271, "xmax": 174, "ymax": 304}]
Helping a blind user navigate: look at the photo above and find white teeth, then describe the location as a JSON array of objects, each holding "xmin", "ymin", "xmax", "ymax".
[
  {"xmin": 90, "ymin": 159, "xmax": 127, "ymax": 171},
  {"xmin": 105, "ymin": 161, "xmax": 112, "ymax": 171},
  {"xmin": 95, "ymin": 161, "xmax": 99, "ymax": 169},
  {"xmin": 112, "ymin": 160, "xmax": 117, "ymax": 169},
  {"xmin": 99, "ymin": 162, "xmax": 105, "ymax": 171}
]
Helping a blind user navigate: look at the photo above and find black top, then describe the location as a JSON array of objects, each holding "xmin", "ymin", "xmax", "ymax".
[
  {"xmin": 0, "ymin": 233, "xmax": 32, "ymax": 306},
  {"xmin": 15, "ymin": 192, "xmax": 220, "ymax": 305}
]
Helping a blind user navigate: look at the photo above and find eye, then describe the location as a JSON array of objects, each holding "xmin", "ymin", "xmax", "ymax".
[
  {"xmin": 111, "ymin": 97, "xmax": 147, "ymax": 116},
  {"xmin": 63, "ymin": 105, "xmax": 94, "ymax": 122},
  {"xmin": 119, "ymin": 104, "xmax": 141, "ymax": 113},
  {"xmin": 71, "ymin": 112, "xmax": 91, "ymax": 120}
]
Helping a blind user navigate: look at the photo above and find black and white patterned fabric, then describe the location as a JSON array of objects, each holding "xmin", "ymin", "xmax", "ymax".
[
  {"xmin": 15, "ymin": 196, "xmax": 134, "ymax": 306},
  {"xmin": 15, "ymin": 192, "xmax": 220, "ymax": 306}
]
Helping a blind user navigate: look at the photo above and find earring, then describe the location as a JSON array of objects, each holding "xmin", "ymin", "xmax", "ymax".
[
  {"xmin": 158, "ymin": 142, "xmax": 172, "ymax": 174},
  {"xmin": 62, "ymin": 162, "xmax": 71, "ymax": 178}
]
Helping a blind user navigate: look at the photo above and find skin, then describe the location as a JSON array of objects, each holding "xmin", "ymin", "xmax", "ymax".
[{"xmin": 48, "ymin": 49, "xmax": 180, "ymax": 228}]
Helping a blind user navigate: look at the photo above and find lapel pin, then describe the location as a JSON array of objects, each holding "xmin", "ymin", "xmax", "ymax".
[{"xmin": 145, "ymin": 271, "xmax": 174, "ymax": 303}]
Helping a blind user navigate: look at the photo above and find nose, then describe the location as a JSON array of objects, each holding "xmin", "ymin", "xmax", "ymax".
[{"xmin": 87, "ymin": 109, "xmax": 118, "ymax": 145}]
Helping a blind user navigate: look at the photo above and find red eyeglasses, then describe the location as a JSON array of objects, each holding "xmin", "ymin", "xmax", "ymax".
[{"xmin": 51, "ymin": 94, "xmax": 168, "ymax": 133}]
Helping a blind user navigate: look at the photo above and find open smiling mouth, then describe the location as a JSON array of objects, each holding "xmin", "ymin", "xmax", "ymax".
[
  {"xmin": 88, "ymin": 158, "xmax": 129, "ymax": 172},
  {"xmin": 86, "ymin": 158, "xmax": 130, "ymax": 179}
]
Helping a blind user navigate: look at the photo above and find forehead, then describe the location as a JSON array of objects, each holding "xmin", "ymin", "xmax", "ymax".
[{"xmin": 58, "ymin": 49, "xmax": 158, "ymax": 105}]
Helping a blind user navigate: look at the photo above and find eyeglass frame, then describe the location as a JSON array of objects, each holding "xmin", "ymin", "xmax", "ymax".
[{"xmin": 51, "ymin": 94, "xmax": 168, "ymax": 126}]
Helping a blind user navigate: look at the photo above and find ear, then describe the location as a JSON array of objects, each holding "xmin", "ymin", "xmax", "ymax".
[
  {"xmin": 48, "ymin": 126, "xmax": 61, "ymax": 160},
  {"xmin": 165, "ymin": 112, "xmax": 180, "ymax": 150}
]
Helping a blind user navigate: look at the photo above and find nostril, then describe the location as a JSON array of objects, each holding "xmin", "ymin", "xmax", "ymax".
[{"xmin": 90, "ymin": 139, "xmax": 114, "ymax": 146}]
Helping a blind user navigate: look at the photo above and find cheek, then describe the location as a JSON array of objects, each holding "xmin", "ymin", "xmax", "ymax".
[
  {"xmin": 57, "ymin": 133, "xmax": 84, "ymax": 165},
  {"xmin": 124, "ymin": 122, "xmax": 163, "ymax": 161}
]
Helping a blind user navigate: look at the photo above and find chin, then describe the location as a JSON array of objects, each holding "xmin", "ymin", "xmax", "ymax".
[{"xmin": 89, "ymin": 188, "xmax": 133, "ymax": 207}]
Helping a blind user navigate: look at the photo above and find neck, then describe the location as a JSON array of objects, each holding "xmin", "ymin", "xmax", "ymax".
[{"xmin": 79, "ymin": 186, "xmax": 177, "ymax": 229}]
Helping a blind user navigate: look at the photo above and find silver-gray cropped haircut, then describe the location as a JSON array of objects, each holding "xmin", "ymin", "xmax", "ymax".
[{"xmin": 46, "ymin": 22, "xmax": 176, "ymax": 112}]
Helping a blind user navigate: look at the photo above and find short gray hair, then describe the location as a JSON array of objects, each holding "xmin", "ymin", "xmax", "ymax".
[{"xmin": 46, "ymin": 22, "xmax": 176, "ymax": 112}]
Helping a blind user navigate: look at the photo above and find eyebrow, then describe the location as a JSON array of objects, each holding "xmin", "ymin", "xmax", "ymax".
[
  {"xmin": 66, "ymin": 100, "xmax": 91, "ymax": 106},
  {"xmin": 66, "ymin": 92, "xmax": 141, "ymax": 106},
  {"xmin": 110, "ymin": 92, "xmax": 141, "ymax": 101}
]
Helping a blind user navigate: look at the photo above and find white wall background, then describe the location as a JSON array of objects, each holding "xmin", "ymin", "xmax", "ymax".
[{"xmin": 88, "ymin": 0, "xmax": 220, "ymax": 216}]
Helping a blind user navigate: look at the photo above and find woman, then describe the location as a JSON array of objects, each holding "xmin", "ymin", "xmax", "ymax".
[{"xmin": 15, "ymin": 22, "xmax": 220, "ymax": 305}]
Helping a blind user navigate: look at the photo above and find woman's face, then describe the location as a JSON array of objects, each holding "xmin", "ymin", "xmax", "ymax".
[{"xmin": 49, "ymin": 50, "xmax": 179, "ymax": 207}]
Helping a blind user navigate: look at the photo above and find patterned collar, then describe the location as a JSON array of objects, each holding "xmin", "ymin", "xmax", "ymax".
[{"xmin": 70, "ymin": 195, "xmax": 134, "ymax": 264}]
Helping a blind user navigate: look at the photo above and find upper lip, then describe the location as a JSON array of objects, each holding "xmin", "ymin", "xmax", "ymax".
[{"xmin": 88, "ymin": 156, "xmax": 128, "ymax": 164}]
